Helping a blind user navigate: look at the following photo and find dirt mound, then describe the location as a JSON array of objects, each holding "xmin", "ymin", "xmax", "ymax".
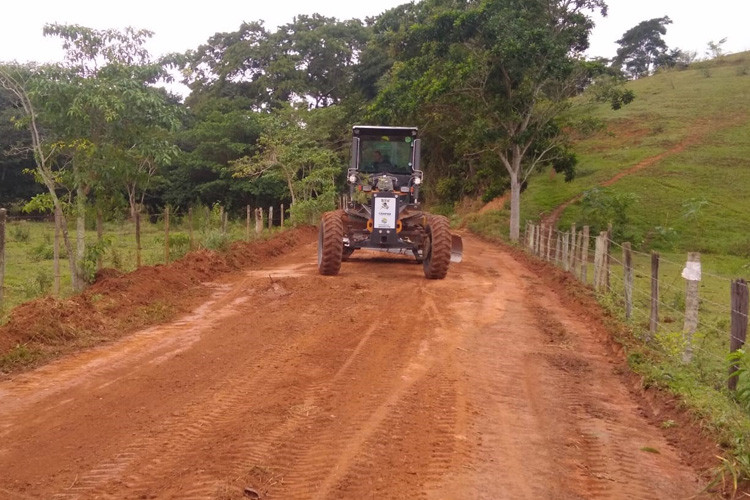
[{"xmin": 0, "ymin": 226, "xmax": 317, "ymax": 369}]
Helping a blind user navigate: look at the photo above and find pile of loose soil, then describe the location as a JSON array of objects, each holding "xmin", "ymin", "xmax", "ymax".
[{"xmin": 0, "ymin": 226, "xmax": 317, "ymax": 369}]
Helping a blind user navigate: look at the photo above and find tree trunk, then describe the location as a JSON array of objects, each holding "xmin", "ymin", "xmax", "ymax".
[
  {"xmin": 75, "ymin": 182, "xmax": 87, "ymax": 291},
  {"xmin": 509, "ymin": 170, "xmax": 521, "ymax": 242}
]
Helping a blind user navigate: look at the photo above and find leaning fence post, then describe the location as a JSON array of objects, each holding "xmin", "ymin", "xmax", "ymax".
[
  {"xmin": 622, "ymin": 242, "xmax": 634, "ymax": 320},
  {"xmin": 729, "ymin": 279, "xmax": 749, "ymax": 391},
  {"xmin": 681, "ymin": 252, "xmax": 701, "ymax": 363},
  {"xmin": 649, "ymin": 251, "xmax": 660, "ymax": 341},
  {"xmin": 0, "ymin": 208, "xmax": 6, "ymax": 309},
  {"xmin": 580, "ymin": 226, "xmax": 590, "ymax": 284}
]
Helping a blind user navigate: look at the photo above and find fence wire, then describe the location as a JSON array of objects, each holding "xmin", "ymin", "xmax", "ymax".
[{"xmin": 523, "ymin": 221, "xmax": 749, "ymax": 396}]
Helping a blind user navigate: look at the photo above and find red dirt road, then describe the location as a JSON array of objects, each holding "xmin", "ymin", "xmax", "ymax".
[{"xmin": 0, "ymin": 233, "xmax": 712, "ymax": 499}]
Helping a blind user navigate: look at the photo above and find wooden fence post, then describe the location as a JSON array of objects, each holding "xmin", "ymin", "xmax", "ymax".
[
  {"xmin": 682, "ymin": 252, "xmax": 701, "ymax": 363},
  {"xmin": 96, "ymin": 209, "xmax": 104, "ymax": 271},
  {"xmin": 649, "ymin": 251, "xmax": 660, "ymax": 341},
  {"xmin": 529, "ymin": 223, "xmax": 535, "ymax": 251},
  {"xmin": 562, "ymin": 232, "xmax": 570, "ymax": 271},
  {"xmin": 594, "ymin": 232, "xmax": 607, "ymax": 292},
  {"xmin": 526, "ymin": 221, "xmax": 534, "ymax": 251},
  {"xmin": 188, "ymin": 207, "xmax": 195, "ymax": 251},
  {"xmin": 580, "ymin": 226, "xmax": 590, "ymax": 284},
  {"xmin": 135, "ymin": 210, "xmax": 142, "ymax": 268},
  {"xmin": 246, "ymin": 205, "xmax": 251, "ymax": 241},
  {"xmin": 729, "ymin": 279, "xmax": 749, "ymax": 391},
  {"xmin": 280, "ymin": 204, "xmax": 285, "ymax": 227},
  {"xmin": 546, "ymin": 226, "xmax": 553, "ymax": 261},
  {"xmin": 164, "ymin": 207, "xmax": 171, "ymax": 264},
  {"xmin": 255, "ymin": 208, "xmax": 263, "ymax": 235},
  {"xmin": 219, "ymin": 206, "xmax": 226, "ymax": 235},
  {"xmin": 574, "ymin": 231, "xmax": 583, "ymax": 277},
  {"xmin": 622, "ymin": 242, "xmax": 634, "ymax": 320},
  {"xmin": 268, "ymin": 206, "xmax": 273, "ymax": 230},
  {"xmin": 54, "ymin": 207, "xmax": 61, "ymax": 296},
  {"xmin": 569, "ymin": 223, "xmax": 577, "ymax": 271},
  {"xmin": 537, "ymin": 225, "xmax": 543, "ymax": 257},
  {"xmin": 555, "ymin": 233, "xmax": 561, "ymax": 265},
  {"xmin": 604, "ymin": 229, "xmax": 612, "ymax": 292},
  {"xmin": 0, "ymin": 208, "xmax": 6, "ymax": 309},
  {"xmin": 536, "ymin": 224, "xmax": 543, "ymax": 256}
]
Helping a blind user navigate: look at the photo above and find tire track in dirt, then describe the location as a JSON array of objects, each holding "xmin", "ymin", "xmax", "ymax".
[
  {"xmin": 255, "ymin": 288, "xmax": 457, "ymax": 499},
  {"xmin": 0, "ymin": 234, "xmax": 712, "ymax": 499}
]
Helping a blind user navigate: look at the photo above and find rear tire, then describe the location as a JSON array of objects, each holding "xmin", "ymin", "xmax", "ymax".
[
  {"xmin": 423, "ymin": 215, "xmax": 451, "ymax": 279},
  {"xmin": 318, "ymin": 211, "xmax": 344, "ymax": 275}
]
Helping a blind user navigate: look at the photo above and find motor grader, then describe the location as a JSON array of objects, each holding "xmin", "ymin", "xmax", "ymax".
[{"xmin": 317, "ymin": 125, "xmax": 462, "ymax": 279}]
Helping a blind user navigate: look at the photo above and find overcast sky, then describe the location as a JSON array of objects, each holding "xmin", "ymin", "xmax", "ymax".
[{"xmin": 2, "ymin": 0, "xmax": 747, "ymax": 65}]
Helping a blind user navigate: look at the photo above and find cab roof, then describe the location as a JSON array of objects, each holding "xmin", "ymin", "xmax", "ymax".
[{"xmin": 352, "ymin": 125, "xmax": 418, "ymax": 137}]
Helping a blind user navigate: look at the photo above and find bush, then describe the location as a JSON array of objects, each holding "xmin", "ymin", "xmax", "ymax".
[{"xmin": 9, "ymin": 222, "xmax": 30, "ymax": 243}]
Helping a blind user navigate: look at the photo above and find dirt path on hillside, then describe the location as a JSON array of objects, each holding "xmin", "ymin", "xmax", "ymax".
[
  {"xmin": 531, "ymin": 112, "xmax": 748, "ymax": 229},
  {"xmin": 0, "ymin": 233, "xmax": 714, "ymax": 499}
]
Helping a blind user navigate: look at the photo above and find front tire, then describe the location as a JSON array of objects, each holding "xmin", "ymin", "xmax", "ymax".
[
  {"xmin": 318, "ymin": 211, "xmax": 344, "ymax": 275},
  {"xmin": 422, "ymin": 215, "xmax": 451, "ymax": 279}
]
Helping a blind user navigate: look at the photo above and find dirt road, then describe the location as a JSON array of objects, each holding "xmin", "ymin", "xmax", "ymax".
[{"xmin": 0, "ymin": 232, "xmax": 711, "ymax": 499}]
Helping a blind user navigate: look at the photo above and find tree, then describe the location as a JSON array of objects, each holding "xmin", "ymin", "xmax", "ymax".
[
  {"xmin": 0, "ymin": 64, "xmax": 80, "ymax": 288},
  {"xmin": 371, "ymin": 0, "xmax": 607, "ymax": 241},
  {"xmin": 706, "ymin": 38, "xmax": 727, "ymax": 60},
  {"xmin": 231, "ymin": 104, "xmax": 341, "ymax": 222},
  {"xmin": 179, "ymin": 16, "xmax": 369, "ymax": 110},
  {"xmin": 613, "ymin": 17, "xmax": 672, "ymax": 79}
]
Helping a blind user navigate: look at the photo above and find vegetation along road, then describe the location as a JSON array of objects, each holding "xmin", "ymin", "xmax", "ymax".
[{"xmin": 0, "ymin": 230, "xmax": 712, "ymax": 499}]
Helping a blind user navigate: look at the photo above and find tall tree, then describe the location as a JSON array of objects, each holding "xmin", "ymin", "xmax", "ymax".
[
  {"xmin": 231, "ymin": 104, "xmax": 341, "ymax": 222},
  {"xmin": 613, "ymin": 16, "xmax": 672, "ymax": 79},
  {"xmin": 372, "ymin": 0, "xmax": 606, "ymax": 241},
  {"xmin": 179, "ymin": 16, "xmax": 369, "ymax": 110},
  {"xmin": 0, "ymin": 64, "xmax": 80, "ymax": 288}
]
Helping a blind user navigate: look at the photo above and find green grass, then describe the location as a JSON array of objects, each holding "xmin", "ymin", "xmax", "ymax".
[
  {"xmin": 470, "ymin": 52, "xmax": 750, "ymax": 486},
  {"xmin": 0, "ymin": 211, "xmax": 281, "ymax": 319}
]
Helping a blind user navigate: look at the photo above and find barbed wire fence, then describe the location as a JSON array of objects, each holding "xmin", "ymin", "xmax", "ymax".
[
  {"xmin": 0, "ymin": 204, "xmax": 288, "ymax": 314},
  {"xmin": 523, "ymin": 220, "xmax": 749, "ymax": 397}
]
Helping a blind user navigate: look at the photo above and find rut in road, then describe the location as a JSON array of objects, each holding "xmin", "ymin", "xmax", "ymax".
[{"xmin": 0, "ymin": 233, "xmax": 710, "ymax": 499}]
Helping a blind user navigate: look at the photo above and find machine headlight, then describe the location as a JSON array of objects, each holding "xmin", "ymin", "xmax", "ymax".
[
  {"xmin": 413, "ymin": 176, "xmax": 422, "ymax": 186},
  {"xmin": 348, "ymin": 174, "xmax": 357, "ymax": 183}
]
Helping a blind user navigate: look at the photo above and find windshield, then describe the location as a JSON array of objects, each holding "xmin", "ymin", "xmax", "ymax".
[{"xmin": 358, "ymin": 135, "xmax": 414, "ymax": 175}]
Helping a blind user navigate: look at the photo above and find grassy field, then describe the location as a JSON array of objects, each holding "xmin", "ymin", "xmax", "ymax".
[
  {"xmin": 467, "ymin": 52, "xmax": 750, "ymax": 485},
  {"xmin": 0, "ymin": 209, "xmax": 279, "ymax": 318}
]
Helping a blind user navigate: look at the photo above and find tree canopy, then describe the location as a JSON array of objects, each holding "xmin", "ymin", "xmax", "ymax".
[
  {"xmin": 1, "ymin": 1, "xmax": 621, "ymax": 245},
  {"xmin": 613, "ymin": 16, "xmax": 674, "ymax": 79}
]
